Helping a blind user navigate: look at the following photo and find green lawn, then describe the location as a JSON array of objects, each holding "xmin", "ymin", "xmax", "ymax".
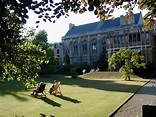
[{"xmin": 0, "ymin": 72, "xmax": 149, "ymax": 117}]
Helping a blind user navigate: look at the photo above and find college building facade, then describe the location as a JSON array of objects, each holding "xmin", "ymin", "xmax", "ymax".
[{"xmin": 61, "ymin": 12, "xmax": 156, "ymax": 69}]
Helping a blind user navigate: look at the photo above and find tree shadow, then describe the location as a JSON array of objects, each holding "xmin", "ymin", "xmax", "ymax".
[
  {"xmin": 1, "ymin": 91, "xmax": 29, "ymax": 101},
  {"xmin": 55, "ymin": 95, "xmax": 81, "ymax": 103},
  {"xmin": 0, "ymin": 80, "xmax": 31, "ymax": 100},
  {"xmin": 0, "ymin": 74, "xmax": 149, "ymax": 98},
  {"xmin": 39, "ymin": 75, "xmax": 148, "ymax": 94},
  {"xmin": 136, "ymin": 82, "xmax": 156, "ymax": 95}
]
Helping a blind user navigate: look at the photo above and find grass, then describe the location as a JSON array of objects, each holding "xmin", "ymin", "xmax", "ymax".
[{"xmin": 0, "ymin": 72, "xmax": 149, "ymax": 117}]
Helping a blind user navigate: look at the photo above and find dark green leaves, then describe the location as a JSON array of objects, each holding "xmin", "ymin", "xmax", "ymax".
[{"xmin": 108, "ymin": 49, "xmax": 145, "ymax": 80}]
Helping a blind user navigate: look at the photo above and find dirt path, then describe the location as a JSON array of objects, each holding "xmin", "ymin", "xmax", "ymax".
[{"xmin": 112, "ymin": 79, "xmax": 156, "ymax": 117}]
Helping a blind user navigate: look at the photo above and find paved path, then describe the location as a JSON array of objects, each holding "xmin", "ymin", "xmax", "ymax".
[{"xmin": 112, "ymin": 79, "xmax": 156, "ymax": 117}]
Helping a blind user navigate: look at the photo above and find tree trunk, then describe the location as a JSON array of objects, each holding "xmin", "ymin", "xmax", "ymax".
[
  {"xmin": 125, "ymin": 76, "xmax": 131, "ymax": 81},
  {"xmin": 127, "ymin": 76, "xmax": 130, "ymax": 81}
]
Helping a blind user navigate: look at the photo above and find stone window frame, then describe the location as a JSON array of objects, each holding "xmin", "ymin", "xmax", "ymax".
[
  {"xmin": 91, "ymin": 38, "xmax": 97, "ymax": 54},
  {"xmin": 82, "ymin": 40, "xmax": 88, "ymax": 55}
]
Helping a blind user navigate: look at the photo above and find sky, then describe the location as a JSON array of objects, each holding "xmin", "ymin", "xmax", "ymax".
[{"xmin": 25, "ymin": 3, "xmax": 148, "ymax": 44}]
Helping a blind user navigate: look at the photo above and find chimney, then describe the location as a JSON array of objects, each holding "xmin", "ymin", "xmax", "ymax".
[{"xmin": 69, "ymin": 23, "xmax": 75, "ymax": 30}]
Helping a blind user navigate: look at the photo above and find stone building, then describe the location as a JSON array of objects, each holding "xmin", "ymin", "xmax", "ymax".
[
  {"xmin": 62, "ymin": 12, "xmax": 156, "ymax": 68},
  {"xmin": 50, "ymin": 42, "xmax": 63, "ymax": 65}
]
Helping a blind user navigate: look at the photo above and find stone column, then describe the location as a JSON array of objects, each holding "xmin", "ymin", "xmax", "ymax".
[
  {"xmin": 78, "ymin": 37, "xmax": 81, "ymax": 63},
  {"xmin": 87, "ymin": 35, "xmax": 91, "ymax": 65},
  {"xmin": 69, "ymin": 38, "xmax": 73, "ymax": 64},
  {"xmin": 145, "ymin": 46, "xmax": 147, "ymax": 63},
  {"xmin": 97, "ymin": 34, "xmax": 101, "ymax": 54}
]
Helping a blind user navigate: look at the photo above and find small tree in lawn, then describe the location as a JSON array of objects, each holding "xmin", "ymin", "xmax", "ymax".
[{"xmin": 108, "ymin": 49, "xmax": 145, "ymax": 81}]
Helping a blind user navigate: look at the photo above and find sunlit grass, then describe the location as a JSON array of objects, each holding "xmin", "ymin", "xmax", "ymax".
[{"xmin": 0, "ymin": 72, "xmax": 149, "ymax": 117}]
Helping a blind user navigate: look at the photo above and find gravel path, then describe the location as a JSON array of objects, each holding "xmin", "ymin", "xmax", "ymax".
[{"xmin": 112, "ymin": 79, "xmax": 156, "ymax": 117}]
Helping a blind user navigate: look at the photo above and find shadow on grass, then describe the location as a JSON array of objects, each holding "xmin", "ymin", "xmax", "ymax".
[
  {"xmin": 0, "ymin": 80, "xmax": 30, "ymax": 100},
  {"xmin": 38, "ymin": 97, "xmax": 61, "ymax": 107},
  {"xmin": 39, "ymin": 75, "xmax": 148, "ymax": 94},
  {"xmin": 39, "ymin": 113, "xmax": 55, "ymax": 117},
  {"xmin": 55, "ymin": 95, "xmax": 81, "ymax": 103},
  {"xmin": 0, "ymin": 91, "xmax": 28, "ymax": 101},
  {"xmin": 135, "ymin": 80, "xmax": 156, "ymax": 95},
  {"xmin": 0, "ymin": 74, "xmax": 149, "ymax": 98}
]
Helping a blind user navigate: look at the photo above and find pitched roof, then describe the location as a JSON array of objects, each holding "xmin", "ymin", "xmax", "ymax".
[{"xmin": 64, "ymin": 12, "xmax": 141, "ymax": 38}]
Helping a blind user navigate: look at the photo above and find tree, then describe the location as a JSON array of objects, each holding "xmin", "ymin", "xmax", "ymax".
[
  {"xmin": 32, "ymin": 30, "xmax": 57, "ymax": 74},
  {"xmin": 39, "ymin": 46, "xmax": 58, "ymax": 74},
  {"xmin": 0, "ymin": 13, "xmax": 48, "ymax": 87},
  {"xmin": 96, "ymin": 47, "xmax": 108, "ymax": 71},
  {"xmin": 108, "ymin": 49, "xmax": 145, "ymax": 80},
  {"xmin": 34, "ymin": 30, "xmax": 48, "ymax": 44},
  {"xmin": 0, "ymin": 40, "xmax": 48, "ymax": 88}
]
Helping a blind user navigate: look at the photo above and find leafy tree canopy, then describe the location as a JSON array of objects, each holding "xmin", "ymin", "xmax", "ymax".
[
  {"xmin": 0, "ymin": 12, "xmax": 48, "ymax": 87},
  {"xmin": 0, "ymin": 40, "xmax": 48, "ymax": 88},
  {"xmin": 35, "ymin": 30, "xmax": 48, "ymax": 43},
  {"xmin": 32, "ymin": 30, "xmax": 57, "ymax": 74},
  {"xmin": 108, "ymin": 49, "xmax": 145, "ymax": 80},
  {"xmin": 32, "ymin": 0, "xmax": 156, "ymax": 30}
]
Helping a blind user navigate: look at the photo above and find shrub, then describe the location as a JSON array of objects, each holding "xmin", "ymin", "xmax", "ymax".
[
  {"xmin": 133, "ymin": 62, "xmax": 155, "ymax": 78},
  {"xmin": 70, "ymin": 67, "xmax": 77, "ymax": 78},
  {"xmin": 74, "ymin": 63, "xmax": 91, "ymax": 75}
]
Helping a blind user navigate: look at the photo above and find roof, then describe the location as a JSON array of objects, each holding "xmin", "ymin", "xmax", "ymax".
[{"xmin": 64, "ymin": 12, "xmax": 141, "ymax": 38}]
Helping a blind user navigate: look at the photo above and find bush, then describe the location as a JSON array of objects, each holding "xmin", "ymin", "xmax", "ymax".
[
  {"xmin": 70, "ymin": 67, "xmax": 77, "ymax": 78},
  {"xmin": 133, "ymin": 62, "xmax": 155, "ymax": 78},
  {"xmin": 74, "ymin": 63, "xmax": 91, "ymax": 75},
  {"xmin": 54, "ymin": 63, "xmax": 91, "ymax": 75}
]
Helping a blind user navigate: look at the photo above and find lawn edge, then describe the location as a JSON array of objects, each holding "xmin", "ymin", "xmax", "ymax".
[{"xmin": 109, "ymin": 80, "xmax": 150, "ymax": 117}]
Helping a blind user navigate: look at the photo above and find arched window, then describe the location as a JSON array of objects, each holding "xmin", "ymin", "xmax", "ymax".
[
  {"xmin": 73, "ymin": 41, "xmax": 78, "ymax": 55},
  {"xmin": 107, "ymin": 38, "xmax": 110, "ymax": 49},
  {"xmin": 102, "ymin": 37, "xmax": 106, "ymax": 48},
  {"xmin": 146, "ymin": 32, "xmax": 149, "ymax": 44},
  {"xmin": 91, "ymin": 39, "xmax": 97, "ymax": 54},
  {"xmin": 82, "ymin": 40, "xmax": 87, "ymax": 55}
]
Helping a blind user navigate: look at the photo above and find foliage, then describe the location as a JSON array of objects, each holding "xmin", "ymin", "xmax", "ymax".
[
  {"xmin": 0, "ymin": 11, "xmax": 48, "ymax": 87},
  {"xmin": 0, "ymin": 40, "xmax": 48, "ymax": 88},
  {"xmin": 0, "ymin": 1, "xmax": 29, "ymax": 42},
  {"xmin": 134, "ymin": 62, "xmax": 155, "ymax": 78},
  {"xmin": 74, "ymin": 63, "xmax": 91, "ymax": 74},
  {"xmin": 31, "ymin": 0, "xmax": 156, "ymax": 30},
  {"xmin": 68, "ymin": 63, "xmax": 91, "ymax": 78},
  {"xmin": 70, "ymin": 67, "xmax": 78, "ymax": 78},
  {"xmin": 96, "ymin": 47, "xmax": 108, "ymax": 71},
  {"xmin": 34, "ymin": 30, "xmax": 48, "ymax": 44},
  {"xmin": 33, "ymin": 30, "xmax": 57, "ymax": 74},
  {"xmin": 40, "ymin": 46, "xmax": 58, "ymax": 74},
  {"xmin": 56, "ymin": 63, "xmax": 91, "ymax": 75},
  {"xmin": 108, "ymin": 49, "xmax": 146, "ymax": 80},
  {"xmin": 64, "ymin": 64, "xmax": 74, "ymax": 74}
]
